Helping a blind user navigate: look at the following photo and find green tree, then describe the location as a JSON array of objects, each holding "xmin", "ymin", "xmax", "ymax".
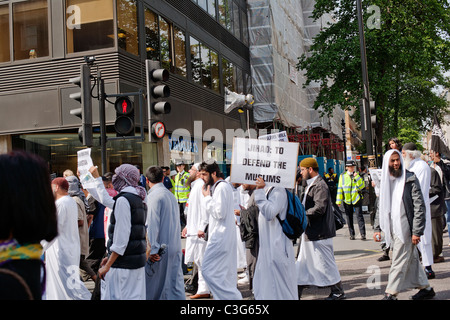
[{"xmin": 297, "ymin": 0, "xmax": 450, "ymax": 153}]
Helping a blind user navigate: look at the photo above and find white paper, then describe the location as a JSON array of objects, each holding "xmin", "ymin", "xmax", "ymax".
[{"xmin": 77, "ymin": 148, "xmax": 96, "ymax": 189}]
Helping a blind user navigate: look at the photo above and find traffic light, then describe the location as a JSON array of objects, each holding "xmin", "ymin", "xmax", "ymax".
[
  {"xmin": 114, "ymin": 95, "xmax": 135, "ymax": 136},
  {"xmin": 69, "ymin": 64, "xmax": 93, "ymax": 146},
  {"xmin": 146, "ymin": 60, "xmax": 171, "ymax": 142},
  {"xmin": 369, "ymin": 100, "xmax": 377, "ymax": 128}
]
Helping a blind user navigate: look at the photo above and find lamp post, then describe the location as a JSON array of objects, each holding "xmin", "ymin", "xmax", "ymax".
[{"xmin": 341, "ymin": 119, "xmax": 347, "ymax": 162}]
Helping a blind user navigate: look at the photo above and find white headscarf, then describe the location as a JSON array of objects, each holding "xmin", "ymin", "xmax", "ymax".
[{"xmin": 379, "ymin": 149, "xmax": 406, "ymax": 247}]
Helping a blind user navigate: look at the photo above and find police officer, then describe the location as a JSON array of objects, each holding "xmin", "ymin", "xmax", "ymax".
[
  {"xmin": 173, "ymin": 160, "xmax": 190, "ymax": 228},
  {"xmin": 336, "ymin": 160, "xmax": 366, "ymax": 240}
]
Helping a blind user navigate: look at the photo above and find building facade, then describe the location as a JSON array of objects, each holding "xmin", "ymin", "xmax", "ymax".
[
  {"xmin": 0, "ymin": 0, "xmax": 346, "ymax": 176},
  {"xmin": 0, "ymin": 0, "xmax": 253, "ymax": 175}
]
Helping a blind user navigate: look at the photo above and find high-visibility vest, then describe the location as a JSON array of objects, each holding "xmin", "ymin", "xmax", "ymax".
[
  {"xmin": 336, "ymin": 172, "xmax": 365, "ymax": 205},
  {"xmin": 173, "ymin": 171, "xmax": 190, "ymax": 203}
]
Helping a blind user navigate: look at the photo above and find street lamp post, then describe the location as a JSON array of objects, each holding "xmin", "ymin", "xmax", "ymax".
[{"xmin": 341, "ymin": 119, "xmax": 347, "ymax": 162}]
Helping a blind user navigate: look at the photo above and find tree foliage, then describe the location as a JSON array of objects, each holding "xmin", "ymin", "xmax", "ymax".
[{"xmin": 297, "ymin": 0, "xmax": 450, "ymax": 152}]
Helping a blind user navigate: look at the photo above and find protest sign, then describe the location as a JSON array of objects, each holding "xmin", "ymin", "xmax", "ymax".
[
  {"xmin": 77, "ymin": 148, "xmax": 96, "ymax": 188},
  {"xmin": 258, "ymin": 131, "xmax": 289, "ymax": 142},
  {"xmin": 231, "ymin": 137, "xmax": 299, "ymax": 188}
]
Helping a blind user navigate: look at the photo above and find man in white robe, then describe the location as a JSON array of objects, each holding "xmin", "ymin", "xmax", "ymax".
[
  {"xmin": 296, "ymin": 157, "xmax": 345, "ymax": 300},
  {"xmin": 374, "ymin": 150, "xmax": 435, "ymax": 300},
  {"xmin": 87, "ymin": 165, "xmax": 147, "ymax": 300},
  {"xmin": 198, "ymin": 160, "xmax": 242, "ymax": 300},
  {"xmin": 145, "ymin": 166, "xmax": 185, "ymax": 300},
  {"xmin": 43, "ymin": 178, "xmax": 91, "ymax": 300},
  {"xmin": 182, "ymin": 163, "xmax": 210, "ymax": 299},
  {"xmin": 252, "ymin": 177, "xmax": 298, "ymax": 300},
  {"xmin": 402, "ymin": 143, "xmax": 434, "ymax": 278}
]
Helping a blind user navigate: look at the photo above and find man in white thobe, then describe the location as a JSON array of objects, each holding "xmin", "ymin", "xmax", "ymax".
[
  {"xmin": 145, "ymin": 166, "xmax": 185, "ymax": 300},
  {"xmin": 43, "ymin": 178, "xmax": 91, "ymax": 300},
  {"xmin": 402, "ymin": 142, "xmax": 434, "ymax": 277},
  {"xmin": 296, "ymin": 157, "xmax": 345, "ymax": 300},
  {"xmin": 374, "ymin": 150, "xmax": 434, "ymax": 300},
  {"xmin": 252, "ymin": 177, "xmax": 298, "ymax": 300},
  {"xmin": 198, "ymin": 160, "xmax": 242, "ymax": 300},
  {"xmin": 182, "ymin": 163, "xmax": 211, "ymax": 299}
]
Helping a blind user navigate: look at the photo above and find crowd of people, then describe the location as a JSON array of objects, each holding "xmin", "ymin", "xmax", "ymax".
[{"xmin": 0, "ymin": 137, "xmax": 448, "ymax": 300}]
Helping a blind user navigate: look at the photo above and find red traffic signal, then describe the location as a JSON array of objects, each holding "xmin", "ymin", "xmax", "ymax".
[
  {"xmin": 115, "ymin": 96, "xmax": 134, "ymax": 115},
  {"xmin": 114, "ymin": 96, "xmax": 135, "ymax": 136}
]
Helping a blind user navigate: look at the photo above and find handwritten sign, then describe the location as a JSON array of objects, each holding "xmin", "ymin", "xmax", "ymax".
[{"xmin": 231, "ymin": 137, "xmax": 299, "ymax": 188}]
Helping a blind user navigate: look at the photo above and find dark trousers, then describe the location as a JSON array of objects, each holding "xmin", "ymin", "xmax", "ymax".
[
  {"xmin": 343, "ymin": 200, "xmax": 366, "ymax": 237},
  {"xmin": 179, "ymin": 202, "xmax": 187, "ymax": 228},
  {"xmin": 245, "ymin": 237, "xmax": 259, "ymax": 290}
]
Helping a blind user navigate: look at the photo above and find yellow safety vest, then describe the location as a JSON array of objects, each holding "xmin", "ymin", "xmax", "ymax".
[
  {"xmin": 173, "ymin": 171, "xmax": 190, "ymax": 203},
  {"xmin": 336, "ymin": 172, "xmax": 365, "ymax": 205}
]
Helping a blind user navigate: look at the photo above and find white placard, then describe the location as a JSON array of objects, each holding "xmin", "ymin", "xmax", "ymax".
[
  {"xmin": 258, "ymin": 131, "xmax": 289, "ymax": 142},
  {"xmin": 231, "ymin": 137, "xmax": 299, "ymax": 189},
  {"xmin": 77, "ymin": 148, "xmax": 96, "ymax": 188}
]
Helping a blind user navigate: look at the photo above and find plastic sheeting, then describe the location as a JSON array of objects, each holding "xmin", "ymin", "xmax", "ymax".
[{"xmin": 247, "ymin": 0, "xmax": 342, "ymax": 133}]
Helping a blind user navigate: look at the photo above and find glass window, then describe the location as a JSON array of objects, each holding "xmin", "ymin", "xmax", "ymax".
[
  {"xmin": 222, "ymin": 57, "xmax": 235, "ymax": 92},
  {"xmin": 198, "ymin": 0, "xmax": 207, "ymax": 12},
  {"xmin": 201, "ymin": 44, "xmax": 211, "ymax": 88},
  {"xmin": 144, "ymin": 7, "xmax": 159, "ymax": 61},
  {"xmin": 211, "ymin": 50, "xmax": 220, "ymax": 93},
  {"xmin": 117, "ymin": 0, "xmax": 139, "ymax": 56},
  {"xmin": 173, "ymin": 26, "xmax": 186, "ymax": 77},
  {"xmin": 13, "ymin": 0, "xmax": 49, "ymax": 60},
  {"xmin": 66, "ymin": 0, "xmax": 114, "ymax": 54},
  {"xmin": 240, "ymin": 8, "xmax": 249, "ymax": 46},
  {"xmin": 231, "ymin": 0, "xmax": 240, "ymax": 38},
  {"xmin": 207, "ymin": 0, "xmax": 216, "ymax": 18},
  {"xmin": 0, "ymin": 4, "xmax": 9, "ymax": 62},
  {"xmin": 190, "ymin": 36, "xmax": 201, "ymax": 84},
  {"xmin": 159, "ymin": 16, "xmax": 171, "ymax": 70},
  {"xmin": 236, "ymin": 66, "xmax": 243, "ymax": 93},
  {"xmin": 218, "ymin": 0, "xmax": 230, "ymax": 30}
]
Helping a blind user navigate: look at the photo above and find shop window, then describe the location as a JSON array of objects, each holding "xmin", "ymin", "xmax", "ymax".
[
  {"xmin": 117, "ymin": 0, "xmax": 139, "ymax": 56},
  {"xmin": 173, "ymin": 26, "xmax": 186, "ymax": 77},
  {"xmin": 144, "ymin": 7, "xmax": 160, "ymax": 61},
  {"xmin": 0, "ymin": 5, "xmax": 9, "ymax": 62},
  {"xmin": 66, "ymin": 0, "xmax": 114, "ymax": 54},
  {"xmin": 13, "ymin": 0, "xmax": 49, "ymax": 60}
]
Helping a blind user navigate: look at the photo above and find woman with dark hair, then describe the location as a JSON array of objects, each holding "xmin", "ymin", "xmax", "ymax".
[{"xmin": 0, "ymin": 151, "xmax": 58, "ymax": 300}]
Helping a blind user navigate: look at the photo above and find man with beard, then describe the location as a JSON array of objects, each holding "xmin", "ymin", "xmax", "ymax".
[
  {"xmin": 402, "ymin": 143, "xmax": 435, "ymax": 279},
  {"xmin": 182, "ymin": 163, "xmax": 211, "ymax": 299},
  {"xmin": 374, "ymin": 150, "xmax": 435, "ymax": 300},
  {"xmin": 296, "ymin": 158, "xmax": 345, "ymax": 300},
  {"xmin": 198, "ymin": 160, "xmax": 242, "ymax": 300}
]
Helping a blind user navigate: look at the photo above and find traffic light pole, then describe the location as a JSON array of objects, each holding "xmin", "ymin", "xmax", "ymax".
[
  {"xmin": 98, "ymin": 72, "xmax": 107, "ymax": 175},
  {"xmin": 356, "ymin": 0, "xmax": 374, "ymax": 157}
]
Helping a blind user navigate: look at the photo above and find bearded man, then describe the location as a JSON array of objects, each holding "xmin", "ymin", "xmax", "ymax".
[
  {"xmin": 374, "ymin": 150, "xmax": 435, "ymax": 300},
  {"xmin": 402, "ymin": 143, "xmax": 434, "ymax": 278}
]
